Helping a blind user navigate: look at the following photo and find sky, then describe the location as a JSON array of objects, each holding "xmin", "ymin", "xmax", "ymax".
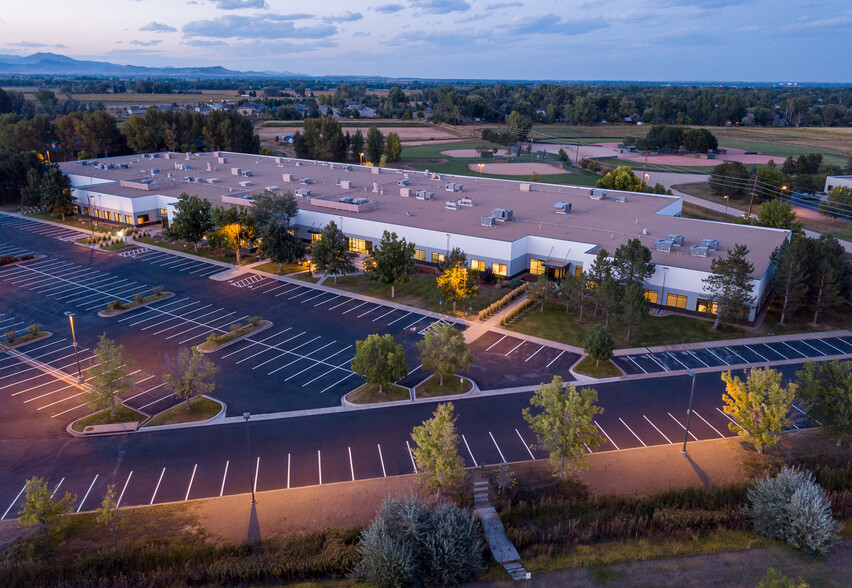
[{"xmin": 1, "ymin": 0, "xmax": 851, "ymax": 82}]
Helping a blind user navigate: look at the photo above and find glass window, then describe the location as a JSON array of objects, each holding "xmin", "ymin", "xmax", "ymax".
[
  {"xmin": 413, "ymin": 249, "xmax": 425, "ymax": 261},
  {"xmin": 643, "ymin": 289, "xmax": 658, "ymax": 304},
  {"xmin": 492, "ymin": 263, "xmax": 507, "ymax": 277},
  {"xmin": 696, "ymin": 298, "xmax": 718, "ymax": 314},
  {"xmin": 431, "ymin": 252, "xmax": 445, "ymax": 264},
  {"xmin": 159, "ymin": 208, "xmax": 168, "ymax": 215},
  {"xmin": 574, "ymin": 265, "xmax": 583, "ymax": 277},
  {"xmin": 348, "ymin": 238, "xmax": 370, "ymax": 254},
  {"xmin": 530, "ymin": 258, "xmax": 544, "ymax": 275},
  {"xmin": 125, "ymin": 215, "xmax": 133, "ymax": 224},
  {"xmin": 83, "ymin": 207, "xmax": 90, "ymax": 216},
  {"xmin": 310, "ymin": 232, "xmax": 322, "ymax": 243},
  {"xmin": 136, "ymin": 214, "xmax": 149, "ymax": 224},
  {"xmin": 470, "ymin": 259, "xmax": 485, "ymax": 271},
  {"xmin": 666, "ymin": 293, "xmax": 688, "ymax": 309}
]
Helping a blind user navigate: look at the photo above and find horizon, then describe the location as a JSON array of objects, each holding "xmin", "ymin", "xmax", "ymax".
[{"xmin": 1, "ymin": 1, "xmax": 850, "ymax": 83}]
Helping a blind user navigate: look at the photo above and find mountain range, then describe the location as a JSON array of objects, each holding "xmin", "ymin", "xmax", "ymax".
[{"xmin": 0, "ymin": 52, "xmax": 299, "ymax": 77}]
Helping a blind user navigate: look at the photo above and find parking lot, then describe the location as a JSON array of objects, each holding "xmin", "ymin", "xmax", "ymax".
[
  {"xmin": 614, "ymin": 336, "xmax": 852, "ymax": 375},
  {"xmin": 119, "ymin": 247, "xmax": 226, "ymax": 278},
  {"xmin": 0, "ymin": 214, "xmax": 85, "ymax": 242}
]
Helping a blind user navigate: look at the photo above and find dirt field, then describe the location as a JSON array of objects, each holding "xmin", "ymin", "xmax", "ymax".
[
  {"xmin": 469, "ymin": 162, "xmax": 568, "ymax": 175},
  {"xmin": 255, "ymin": 125, "xmax": 459, "ymax": 143},
  {"xmin": 598, "ymin": 142, "xmax": 783, "ymax": 166}
]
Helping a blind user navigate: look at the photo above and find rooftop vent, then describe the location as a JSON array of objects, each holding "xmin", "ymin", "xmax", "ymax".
[
  {"xmin": 300, "ymin": 178, "xmax": 313, "ymax": 185},
  {"xmin": 667, "ymin": 234, "xmax": 685, "ymax": 246},
  {"xmin": 446, "ymin": 182, "xmax": 463, "ymax": 192},
  {"xmin": 655, "ymin": 239, "xmax": 674, "ymax": 252},
  {"xmin": 520, "ymin": 183, "xmax": 532, "ymax": 192},
  {"xmin": 194, "ymin": 177, "xmax": 203, "ymax": 184},
  {"xmin": 615, "ymin": 194, "xmax": 627, "ymax": 203},
  {"xmin": 481, "ymin": 216, "xmax": 496, "ymax": 227},
  {"xmin": 294, "ymin": 188, "xmax": 311, "ymax": 198},
  {"xmin": 372, "ymin": 182, "xmax": 381, "ymax": 193},
  {"xmin": 701, "ymin": 238, "xmax": 720, "ymax": 251},
  {"xmin": 445, "ymin": 201, "xmax": 459, "ymax": 210},
  {"xmin": 589, "ymin": 189, "xmax": 607, "ymax": 200},
  {"xmin": 282, "ymin": 173, "xmax": 293, "ymax": 182},
  {"xmin": 416, "ymin": 190, "xmax": 434, "ymax": 201},
  {"xmin": 231, "ymin": 167, "xmax": 241, "ymax": 176},
  {"xmin": 690, "ymin": 245, "xmax": 710, "ymax": 257},
  {"xmin": 554, "ymin": 201, "xmax": 572, "ymax": 214},
  {"xmin": 458, "ymin": 197, "xmax": 474, "ymax": 207},
  {"xmin": 492, "ymin": 208, "xmax": 514, "ymax": 222},
  {"xmin": 242, "ymin": 170, "xmax": 253, "ymax": 177},
  {"xmin": 397, "ymin": 178, "xmax": 409, "ymax": 186},
  {"xmin": 207, "ymin": 178, "xmax": 220, "ymax": 184},
  {"xmin": 400, "ymin": 188, "xmax": 412, "ymax": 197}
]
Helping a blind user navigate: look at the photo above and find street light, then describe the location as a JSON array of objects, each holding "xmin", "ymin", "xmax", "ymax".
[
  {"xmin": 478, "ymin": 163, "xmax": 484, "ymax": 176},
  {"xmin": 244, "ymin": 412, "xmax": 256, "ymax": 504},
  {"xmin": 64, "ymin": 311, "xmax": 84, "ymax": 384},
  {"xmin": 724, "ymin": 195, "xmax": 729, "ymax": 216},
  {"xmin": 681, "ymin": 370, "xmax": 697, "ymax": 456},
  {"xmin": 359, "ymin": 152, "xmax": 365, "ymax": 165}
]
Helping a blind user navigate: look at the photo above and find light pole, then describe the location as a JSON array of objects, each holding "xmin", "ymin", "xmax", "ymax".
[
  {"xmin": 478, "ymin": 163, "xmax": 484, "ymax": 176},
  {"xmin": 64, "ymin": 311, "xmax": 84, "ymax": 384},
  {"xmin": 681, "ymin": 370, "xmax": 697, "ymax": 456},
  {"xmin": 244, "ymin": 412, "xmax": 256, "ymax": 504},
  {"xmin": 445, "ymin": 233, "xmax": 450, "ymax": 257},
  {"xmin": 659, "ymin": 267, "xmax": 669, "ymax": 309},
  {"xmin": 359, "ymin": 152, "xmax": 365, "ymax": 165},
  {"xmin": 724, "ymin": 195, "xmax": 729, "ymax": 216}
]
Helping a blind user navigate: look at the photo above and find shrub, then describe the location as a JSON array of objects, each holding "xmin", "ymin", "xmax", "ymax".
[
  {"xmin": 19, "ymin": 254, "xmax": 33, "ymax": 261},
  {"xmin": 353, "ymin": 495, "xmax": 483, "ymax": 587},
  {"xmin": 477, "ymin": 281, "xmax": 530, "ymax": 321},
  {"xmin": 152, "ymin": 285, "xmax": 164, "ymax": 297},
  {"xmin": 133, "ymin": 293, "xmax": 144, "ymax": 304},
  {"xmin": 5, "ymin": 330, "xmax": 15, "ymax": 343},
  {"xmin": 229, "ymin": 323, "xmax": 241, "ymax": 333},
  {"xmin": 508, "ymin": 278, "xmax": 523, "ymax": 289},
  {"xmin": 247, "ymin": 316, "xmax": 261, "ymax": 327},
  {"xmin": 747, "ymin": 466, "xmax": 842, "ymax": 554},
  {"xmin": 0, "ymin": 255, "xmax": 16, "ymax": 265},
  {"xmin": 110, "ymin": 299, "xmax": 122, "ymax": 311},
  {"xmin": 206, "ymin": 333, "xmax": 220, "ymax": 346},
  {"xmin": 758, "ymin": 569, "xmax": 810, "ymax": 588},
  {"xmin": 499, "ymin": 298, "xmax": 536, "ymax": 325},
  {"xmin": 26, "ymin": 323, "xmax": 41, "ymax": 336},
  {"xmin": 480, "ymin": 267, "xmax": 495, "ymax": 284}
]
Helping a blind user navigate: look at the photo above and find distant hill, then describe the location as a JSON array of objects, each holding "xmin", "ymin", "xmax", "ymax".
[{"xmin": 0, "ymin": 52, "xmax": 300, "ymax": 78}]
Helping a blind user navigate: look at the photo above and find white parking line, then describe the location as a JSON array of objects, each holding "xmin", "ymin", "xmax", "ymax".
[
  {"xmin": 287, "ymin": 454, "xmax": 291, "ymax": 489},
  {"xmin": 123, "ymin": 382, "xmax": 166, "ymax": 404},
  {"xmin": 545, "ymin": 350, "xmax": 566, "ymax": 369},
  {"xmin": 302, "ymin": 291, "xmax": 327, "ymax": 303},
  {"xmin": 314, "ymin": 294, "xmax": 340, "ymax": 307},
  {"xmin": 274, "ymin": 285, "xmax": 301, "ymax": 298},
  {"xmin": 253, "ymin": 458, "xmax": 259, "ymax": 496},
  {"xmin": 222, "ymin": 328, "xmax": 291, "ymax": 359},
  {"xmin": 747, "ymin": 345, "xmax": 770, "ymax": 363},
  {"xmin": 50, "ymin": 478, "xmax": 65, "ymax": 499},
  {"xmin": 818, "ymin": 338, "xmax": 845, "ymax": 354},
  {"xmin": 262, "ymin": 283, "xmax": 291, "ymax": 295},
  {"xmin": 504, "ymin": 341, "xmax": 525, "ymax": 357},
  {"xmin": 798, "ymin": 339, "xmax": 824, "ymax": 356},
  {"xmin": 725, "ymin": 346, "xmax": 748, "ymax": 364},
  {"xmin": 489, "ymin": 432, "xmax": 507, "ymax": 463},
  {"xmin": 372, "ymin": 308, "xmax": 397, "ymax": 322},
  {"xmin": 151, "ymin": 468, "xmax": 166, "ymax": 504},
  {"xmin": 485, "ymin": 335, "xmax": 507, "ymax": 352},
  {"xmin": 643, "ymin": 415, "xmax": 672, "ymax": 443},
  {"xmin": 619, "ymin": 418, "xmax": 646, "ymax": 446},
  {"xmin": 386, "ymin": 312, "xmax": 412, "ymax": 326},
  {"xmin": 761, "ymin": 343, "xmax": 786, "ymax": 360},
  {"xmin": 137, "ymin": 392, "xmax": 175, "ymax": 411},
  {"xmin": 317, "ymin": 451, "xmax": 322, "ymax": 484},
  {"xmin": 458, "ymin": 433, "xmax": 477, "ymax": 466},
  {"xmin": 666, "ymin": 352, "xmax": 689, "ymax": 370},
  {"xmin": 77, "ymin": 474, "xmax": 99, "ymax": 513},
  {"xmin": 406, "ymin": 441, "xmax": 417, "ymax": 473},
  {"xmin": 524, "ymin": 345, "xmax": 545, "ymax": 363},
  {"xmin": 402, "ymin": 316, "xmax": 426, "ymax": 331},
  {"xmin": 715, "ymin": 407, "xmax": 746, "ymax": 431},
  {"xmin": 220, "ymin": 461, "xmax": 229, "ymax": 497},
  {"xmin": 288, "ymin": 289, "xmax": 314, "ymax": 301},
  {"xmin": 645, "ymin": 354, "xmax": 668, "ymax": 371},
  {"xmin": 667, "ymin": 412, "xmax": 698, "ymax": 440},
  {"xmin": 1, "ymin": 484, "xmax": 26, "ymax": 520},
  {"xmin": 685, "ymin": 350, "xmax": 709, "ymax": 367},
  {"xmin": 515, "ymin": 429, "xmax": 536, "ymax": 460},
  {"xmin": 116, "ymin": 471, "xmax": 133, "ymax": 508},
  {"xmin": 184, "ymin": 464, "xmax": 198, "ymax": 501},
  {"xmin": 594, "ymin": 421, "xmax": 619, "ymax": 450},
  {"xmin": 626, "ymin": 355, "xmax": 647, "ymax": 374},
  {"xmin": 348, "ymin": 447, "xmax": 356, "ymax": 482},
  {"xmin": 319, "ymin": 371, "xmax": 356, "ymax": 393},
  {"xmin": 781, "ymin": 341, "xmax": 806, "ymax": 357},
  {"xmin": 327, "ymin": 297, "xmax": 352, "ymax": 310},
  {"xmin": 693, "ymin": 410, "xmax": 725, "ymax": 437},
  {"xmin": 836, "ymin": 337, "xmax": 852, "ymax": 350},
  {"xmin": 341, "ymin": 301, "xmax": 368, "ymax": 315},
  {"xmin": 377, "ymin": 444, "xmax": 387, "ymax": 477},
  {"xmin": 706, "ymin": 348, "xmax": 730, "ymax": 365},
  {"xmin": 357, "ymin": 305, "xmax": 382, "ymax": 318}
]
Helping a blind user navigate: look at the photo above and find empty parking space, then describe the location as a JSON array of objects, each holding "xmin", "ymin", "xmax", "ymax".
[
  {"xmin": 0, "ymin": 215, "xmax": 84, "ymax": 242},
  {"xmin": 466, "ymin": 331, "xmax": 579, "ymax": 390},
  {"xmin": 119, "ymin": 248, "xmax": 225, "ymax": 277}
]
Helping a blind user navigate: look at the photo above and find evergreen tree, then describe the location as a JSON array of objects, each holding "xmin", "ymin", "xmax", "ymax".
[
  {"xmin": 559, "ymin": 271, "xmax": 588, "ymax": 322},
  {"xmin": 442, "ymin": 246, "xmax": 467, "ymax": 270},
  {"xmin": 41, "ymin": 165, "xmax": 74, "ymax": 220},
  {"xmin": 584, "ymin": 325, "xmax": 614, "ymax": 366},
  {"xmin": 364, "ymin": 230, "xmax": 416, "ymax": 298},
  {"xmin": 526, "ymin": 274, "xmax": 557, "ymax": 311},
  {"xmin": 587, "ymin": 248, "xmax": 612, "ymax": 316},
  {"xmin": 702, "ymin": 244, "xmax": 755, "ymax": 330},
  {"xmin": 612, "ymin": 238, "xmax": 655, "ymax": 287},
  {"xmin": 808, "ymin": 235, "xmax": 846, "ymax": 325},
  {"xmin": 170, "ymin": 193, "xmax": 214, "ymax": 251},
  {"xmin": 770, "ymin": 236, "xmax": 810, "ymax": 325},
  {"xmin": 350, "ymin": 129, "xmax": 365, "ymax": 161},
  {"xmin": 365, "ymin": 126, "xmax": 384, "ymax": 163},
  {"xmin": 411, "ymin": 403, "xmax": 466, "ymax": 496},
  {"xmin": 796, "ymin": 360, "xmax": 852, "ymax": 446},
  {"xmin": 311, "ymin": 220, "xmax": 356, "ymax": 283},
  {"xmin": 622, "ymin": 282, "xmax": 648, "ymax": 342}
]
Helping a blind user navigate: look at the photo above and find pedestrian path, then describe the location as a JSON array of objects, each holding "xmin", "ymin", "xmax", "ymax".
[{"xmin": 472, "ymin": 477, "xmax": 529, "ymax": 582}]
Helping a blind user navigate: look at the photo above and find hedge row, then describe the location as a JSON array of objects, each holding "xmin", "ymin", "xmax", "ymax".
[
  {"xmin": 499, "ymin": 298, "xmax": 536, "ymax": 326},
  {"xmin": 478, "ymin": 281, "xmax": 529, "ymax": 321}
]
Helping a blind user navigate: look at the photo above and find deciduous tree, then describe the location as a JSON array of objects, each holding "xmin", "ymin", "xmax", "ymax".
[
  {"xmin": 721, "ymin": 367, "xmax": 795, "ymax": 454},
  {"xmin": 385, "ymin": 131, "xmax": 402, "ymax": 162},
  {"xmin": 170, "ymin": 193, "xmax": 214, "ymax": 251},
  {"xmin": 211, "ymin": 205, "xmax": 256, "ymax": 266},
  {"xmin": 18, "ymin": 476, "xmax": 75, "ymax": 543},
  {"xmin": 584, "ymin": 325, "xmax": 614, "ymax": 367},
  {"xmin": 411, "ymin": 402, "xmax": 466, "ymax": 495},
  {"xmin": 163, "ymin": 347, "xmax": 218, "ymax": 410},
  {"xmin": 796, "ymin": 360, "xmax": 852, "ymax": 446},
  {"xmin": 84, "ymin": 334, "xmax": 133, "ymax": 418},
  {"xmin": 311, "ymin": 220, "xmax": 356, "ymax": 283},
  {"xmin": 522, "ymin": 376, "xmax": 604, "ymax": 479},
  {"xmin": 364, "ymin": 230, "xmax": 416, "ymax": 298},
  {"xmin": 526, "ymin": 274, "xmax": 556, "ymax": 311},
  {"xmin": 596, "ymin": 166, "xmax": 643, "ymax": 191},
  {"xmin": 351, "ymin": 333, "xmax": 409, "ymax": 395},
  {"xmin": 758, "ymin": 199, "xmax": 803, "ymax": 232},
  {"xmin": 437, "ymin": 265, "xmax": 478, "ymax": 313},
  {"xmin": 96, "ymin": 484, "xmax": 120, "ymax": 548},
  {"xmin": 417, "ymin": 322, "xmax": 472, "ymax": 387}
]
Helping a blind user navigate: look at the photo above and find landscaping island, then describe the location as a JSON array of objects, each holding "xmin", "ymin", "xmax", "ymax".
[
  {"xmin": 143, "ymin": 396, "xmax": 223, "ymax": 428},
  {"xmin": 98, "ymin": 289, "xmax": 174, "ymax": 317},
  {"xmin": 414, "ymin": 374, "xmax": 473, "ymax": 398},
  {"xmin": 196, "ymin": 317, "xmax": 272, "ymax": 352},
  {"xmin": 345, "ymin": 382, "xmax": 410, "ymax": 404}
]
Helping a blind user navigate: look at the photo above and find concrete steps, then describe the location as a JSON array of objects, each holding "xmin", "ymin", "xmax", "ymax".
[{"xmin": 471, "ymin": 477, "xmax": 530, "ymax": 582}]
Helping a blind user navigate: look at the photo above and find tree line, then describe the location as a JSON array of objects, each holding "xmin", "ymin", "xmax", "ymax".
[{"xmin": 292, "ymin": 116, "xmax": 401, "ymax": 165}]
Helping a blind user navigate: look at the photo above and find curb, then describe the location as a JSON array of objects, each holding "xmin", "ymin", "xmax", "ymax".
[
  {"xmin": 195, "ymin": 320, "xmax": 274, "ymax": 354},
  {"xmin": 96, "ymin": 292, "xmax": 175, "ymax": 317},
  {"xmin": 568, "ymin": 354, "xmax": 625, "ymax": 382},
  {"xmin": 413, "ymin": 374, "xmax": 478, "ymax": 400},
  {"xmin": 139, "ymin": 396, "xmax": 228, "ymax": 433},
  {"xmin": 613, "ymin": 329, "xmax": 852, "ymax": 356},
  {"xmin": 66, "ymin": 403, "xmax": 152, "ymax": 438},
  {"xmin": 0, "ymin": 331, "xmax": 53, "ymax": 350},
  {"xmin": 0, "ymin": 253, "xmax": 44, "ymax": 269}
]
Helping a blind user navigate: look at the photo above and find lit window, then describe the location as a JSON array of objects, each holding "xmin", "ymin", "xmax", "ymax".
[
  {"xmin": 696, "ymin": 298, "xmax": 718, "ymax": 314},
  {"xmin": 666, "ymin": 293, "xmax": 688, "ymax": 309},
  {"xmin": 159, "ymin": 208, "xmax": 168, "ymax": 216},
  {"xmin": 492, "ymin": 263, "xmax": 507, "ymax": 277},
  {"xmin": 310, "ymin": 232, "xmax": 322, "ymax": 243},
  {"xmin": 136, "ymin": 214, "xmax": 150, "ymax": 224},
  {"xmin": 431, "ymin": 252, "xmax": 445, "ymax": 264},
  {"xmin": 643, "ymin": 289, "xmax": 658, "ymax": 304},
  {"xmin": 530, "ymin": 258, "xmax": 544, "ymax": 275},
  {"xmin": 470, "ymin": 259, "xmax": 485, "ymax": 271},
  {"xmin": 413, "ymin": 249, "xmax": 425, "ymax": 261},
  {"xmin": 574, "ymin": 265, "xmax": 583, "ymax": 277},
  {"xmin": 125, "ymin": 215, "xmax": 133, "ymax": 224},
  {"xmin": 348, "ymin": 238, "xmax": 370, "ymax": 254}
]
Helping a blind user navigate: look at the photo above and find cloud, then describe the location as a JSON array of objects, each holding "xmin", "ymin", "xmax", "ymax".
[
  {"xmin": 140, "ymin": 21, "xmax": 177, "ymax": 33},
  {"xmin": 485, "ymin": 1, "xmax": 523, "ymax": 9},
  {"xmin": 322, "ymin": 11, "xmax": 362, "ymax": 23},
  {"xmin": 374, "ymin": 3, "xmax": 404, "ymax": 13},
  {"xmin": 508, "ymin": 13, "xmax": 610, "ymax": 36},
  {"xmin": 659, "ymin": 0, "xmax": 748, "ymax": 7},
  {"xmin": 410, "ymin": 0, "xmax": 471, "ymax": 14},
  {"xmin": 130, "ymin": 39, "xmax": 162, "ymax": 46},
  {"xmin": 213, "ymin": 0, "xmax": 268, "ymax": 9},
  {"xmin": 7, "ymin": 41, "xmax": 68, "ymax": 49},
  {"xmin": 783, "ymin": 13, "xmax": 852, "ymax": 32},
  {"xmin": 182, "ymin": 14, "xmax": 336, "ymax": 39},
  {"xmin": 353, "ymin": 31, "xmax": 370, "ymax": 38},
  {"xmin": 181, "ymin": 39, "xmax": 228, "ymax": 47}
]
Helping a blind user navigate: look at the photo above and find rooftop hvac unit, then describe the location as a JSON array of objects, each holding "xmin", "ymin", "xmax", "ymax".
[
  {"xmin": 446, "ymin": 182, "xmax": 463, "ymax": 192},
  {"xmin": 300, "ymin": 178, "xmax": 313, "ymax": 185},
  {"xmin": 481, "ymin": 216, "xmax": 497, "ymax": 227},
  {"xmin": 458, "ymin": 197, "xmax": 474, "ymax": 207},
  {"xmin": 295, "ymin": 162, "xmax": 303, "ymax": 166},
  {"xmin": 242, "ymin": 170, "xmax": 253, "ymax": 177},
  {"xmin": 341, "ymin": 180, "xmax": 352, "ymax": 189},
  {"xmin": 416, "ymin": 190, "xmax": 434, "ymax": 201},
  {"xmin": 164, "ymin": 153, "xmax": 172, "ymax": 160},
  {"xmin": 372, "ymin": 167, "xmax": 381, "ymax": 174},
  {"xmin": 701, "ymin": 238, "xmax": 720, "ymax": 251},
  {"xmin": 185, "ymin": 152, "xmax": 191, "ymax": 160},
  {"xmin": 520, "ymin": 183, "xmax": 532, "ymax": 192},
  {"xmin": 239, "ymin": 180, "xmax": 252, "ymax": 187},
  {"xmin": 343, "ymin": 165, "xmax": 352, "ymax": 171},
  {"xmin": 294, "ymin": 188, "xmax": 311, "ymax": 197},
  {"xmin": 207, "ymin": 178, "xmax": 220, "ymax": 184},
  {"xmin": 183, "ymin": 176, "xmax": 192, "ymax": 182},
  {"xmin": 231, "ymin": 167, "xmax": 241, "ymax": 176},
  {"xmin": 397, "ymin": 178, "xmax": 409, "ymax": 186},
  {"xmin": 589, "ymin": 189, "xmax": 606, "ymax": 200},
  {"xmin": 282, "ymin": 173, "xmax": 293, "ymax": 182},
  {"xmin": 195, "ymin": 177, "xmax": 204, "ymax": 184},
  {"xmin": 431, "ymin": 172, "xmax": 443, "ymax": 181},
  {"xmin": 445, "ymin": 201, "xmax": 459, "ymax": 210},
  {"xmin": 352, "ymin": 197, "xmax": 368, "ymax": 205},
  {"xmin": 119, "ymin": 163, "xmax": 128, "ymax": 169},
  {"xmin": 340, "ymin": 196, "xmax": 355, "ymax": 204},
  {"xmin": 265, "ymin": 185, "xmax": 279, "ymax": 191},
  {"xmin": 151, "ymin": 153, "xmax": 160, "ymax": 158},
  {"xmin": 492, "ymin": 208, "xmax": 513, "ymax": 221},
  {"xmin": 207, "ymin": 162, "xmax": 214, "ymax": 171},
  {"xmin": 655, "ymin": 239, "xmax": 674, "ymax": 252},
  {"xmin": 554, "ymin": 201, "xmax": 572, "ymax": 214},
  {"xmin": 373, "ymin": 182, "xmax": 381, "ymax": 193},
  {"xmin": 400, "ymin": 188, "xmax": 412, "ymax": 197},
  {"xmin": 151, "ymin": 169, "xmax": 159, "ymax": 175},
  {"xmin": 691, "ymin": 245, "xmax": 710, "ymax": 257},
  {"xmin": 667, "ymin": 234, "xmax": 685, "ymax": 246},
  {"xmin": 615, "ymin": 194, "xmax": 627, "ymax": 203},
  {"xmin": 218, "ymin": 157, "xmax": 228, "ymax": 164}
]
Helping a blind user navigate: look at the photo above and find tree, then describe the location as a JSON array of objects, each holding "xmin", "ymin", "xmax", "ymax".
[
  {"xmin": 18, "ymin": 477, "xmax": 75, "ymax": 543},
  {"xmin": 41, "ymin": 165, "xmax": 75, "ymax": 220},
  {"xmin": 522, "ymin": 376, "xmax": 604, "ymax": 479},
  {"xmin": 251, "ymin": 189, "xmax": 298, "ymax": 231},
  {"xmin": 84, "ymin": 334, "xmax": 133, "ymax": 418},
  {"xmin": 411, "ymin": 402, "xmax": 466, "ymax": 495},
  {"xmin": 364, "ymin": 230, "xmax": 416, "ymax": 298},
  {"xmin": 436, "ymin": 265, "xmax": 478, "ymax": 313},
  {"xmin": 301, "ymin": 115, "xmax": 346, "ymax": 161},
  {"xmin": 504, "ymin": 110, "xmax": 531, "ymax": 141},
  {"xmin": 163, "ymin": 347, "xmax": 218, "ymax": 410},
  {"xmin": 612, "ymin": 238, "xmax": 655, "ymax": 287},
  {"xmin": 596, "ymin": 277, "xmax": 621, "ymax": 329},
  {"xmin": 311, "ymin": 220, "xmax": 356, "ymax": 283},
  {"xmin": 559, "ymin": 272, "xmax": 588, "ymax": 322},
  {"xmin": 96, "ymin": 484, "xmax": 120, "ymax": 548},
  {"xmin": 587, "ymin": 248, "xmax": 612, "ymax": 316},
  {"xmin": 756, "ymin": 161, "xmax": 795, "ymax": 200},
  {"xmin": 796, "ymin": 360, "xmax": 852, "ymax": 446},
  {"xmin": 702, "ymin": 244, "xmax": 754, "ymax": 330},
  {"xmin": 808, "ymin": 235, "xmax": 846, "ymax": 325},
  {"xmin": 417, "ymin": 322, "xmax": 472, "ymax": 387},
  {"xmin": 622, "ymin": 283, "xmax": 648, "ymax": 342},
  {"xmin": 596, "ymin": 166, "xmax": 643, "ymax": 191},
  {"xmin": 20, "ymin": 167, "xmax": 42, "ymax": 208},
  {"xmin": 442, "ymin": 246, "xmax": 467, "ymax": 270},
  {"xmin": 365, "ymin": 126, "xmax": 384, "ymax": 163},
  {"xmin": 526, "ymin": 274, "xmax": 556, "ymax": 311},
  {"xmin": 170, "ymin": 193, "xmax": 214, "ymax": 251},
  {"xmin": 709, "ymin": 161, "xmax": 750, "ymax": 199},
  {"xmin": 770, "ymin": 236, "xmax": 810, "ymax": 325},
  {"xmin": 584, "ymin": 326, "xmax": 614, "ymax": 367},
  {"xmin": 820, "ymin": 186, "xmax": 852, "ymax": 220},
  {"xmin": 211, "ymin": 205, "xmax": 256, "ymax": 266},
  {"xmin": 721, "ymin": 367, "xmax": 795, "ymax": 454},
  {"xmin": 350, "ymin": 333, "xmax": 409, "ymax": 395},
  {"xmin": 758, "ymin": 199, "xmax": 803, "ymax": 232},
  {"xmin": 350, "ymin": 129, "xmax": 364, "ymax": 161},
  {"xmin": 259, "ymin": 221, "xmax": 305, "ymax": 271},
  {"xmin": 385, "ymin": 131, "xmax": 402, "ymax": 162}
]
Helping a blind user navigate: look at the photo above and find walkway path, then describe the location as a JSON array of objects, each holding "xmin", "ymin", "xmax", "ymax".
[{"xmin": 473, "ymin": 476, "xmax": 529, "ymax": 582}]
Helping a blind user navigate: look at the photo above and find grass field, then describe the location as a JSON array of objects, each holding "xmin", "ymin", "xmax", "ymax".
[
  {"xmin": 143, "ymin": 396, "xmax": 222, "ymax": 427},
  {"xmin": 573, "ymin": 356, "xmax": 622, "ymax": 378},
  {"xmin": 69, "ymin": 92, "xmax": 238, "ymax": 105},
  {"xmin": 135, "ymin": 236, "xmax": 238, "ymax": 265},
  {"xmin": 415, "ymin": 374, "xmax": 472, "ymax": 398},
  {"xmin": 254, "ymin": 261, "xmax": 309, "ymax": 275},
  {"xmin": 346, "ymin": 382, "xmax": 409, "ymax": 404}
]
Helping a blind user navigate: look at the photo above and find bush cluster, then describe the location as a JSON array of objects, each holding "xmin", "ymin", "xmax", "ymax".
[
  {"xmin": 477, "ymin": 281, "xmax": 529, "ymax": 321},
  {"xmin": 499, "ymin": 298, "xmax": 536, "ymax": 326},
  {"xmin": 0, "ymin": 253, "xmax": 32, "ymax": 265}
]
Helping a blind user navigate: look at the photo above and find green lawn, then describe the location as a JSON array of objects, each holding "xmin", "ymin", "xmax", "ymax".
[
  {"xmin": 573, "ymin": 356, "xmax": 622, "ymax": 378},
  {"xmin": 254, "ymin": 261, "xmax": 310, "ymax": 275},
  {"xmin": 674, "ymin": 182, "xmax": 749, "ymax": 211},
  {"xmin": 328, "ymin": 274, "xmax": 505, "ymax": 317},
  {"xmin": 143, "ymin": 396, "xmax": 222, "ymax": 427},
  {"xmin": 415, "ymin": 374, "xmax": 472, "ymax": 398},
  {"xmin": 718, "ymin": 140, "xmax": 848, "ymax": 167},
  {"xmin": 71, "ymin": 405, "xmax": 146, "ymax": 432},
  {"xmin": 291, "ymin": 272, "xmax": 321, "ymax": 283},
  {"xmin": 346, "ymin": 382, "xmax": 410, "ymax": 404},
  {"xmin": 591, "ymin": 157, "xmax": 718, "ymax": 174},
  {"xmin": 24, "ymin": 212, "xmax": 121, "ymax": 234},
  {"xmin": 135, "ymin": 236, "xmax": 238, "ymax": 265},
  {"xmin": 400, "ymin": 140, "xmax": 499, "ymax": 160}
]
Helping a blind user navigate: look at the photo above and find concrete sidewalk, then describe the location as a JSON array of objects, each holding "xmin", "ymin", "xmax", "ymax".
[{"xmin": 614, "ymin": 329, "xmax": 852, "ymax": 356}]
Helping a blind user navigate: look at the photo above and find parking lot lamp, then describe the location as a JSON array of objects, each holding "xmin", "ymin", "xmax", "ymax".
[
  {"xmin": 359, "ymin": 152, "xmax": 365, "ymax": 165},
  {"xmin": 478, "ymin": 163, "xmax": 484, "ymax": 176},
  {"xmin": 244, "ymin": 412, "xmax": 256, "ymax": 504},
  {"xmin": 724, "ymin": 195, "xmax": 729, "ymax": 216},
  {"xmin": 64, "ymin": 311, "xmax": 84, "ymax": 384},
  {"xmin": 681, "ymin": 370, "xmax": 697, "ymax": 456}
]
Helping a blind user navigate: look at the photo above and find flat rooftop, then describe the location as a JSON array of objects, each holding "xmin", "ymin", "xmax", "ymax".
[{"xmin": 60, "ymin": 151, "xmax": 790, "ymax": 275}]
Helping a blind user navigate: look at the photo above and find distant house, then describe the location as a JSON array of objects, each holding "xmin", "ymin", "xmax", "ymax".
[
  {"xmin": 238, "ymin": 101, "xmax": 263, "ymax": 117},
  {"xmin": 209, "ymin": 102, "xmax": 228, "ymax": 111},
  {"xmin": 357, "ymin": 106, "xmax": 377, "ymax": 118},
  {"xmin": 126, "ymin": 105, "xmax": 147, "ymax": 116},
  {"xmin": 194, "ymin": 104, "xmax": 212, "ymax": 115},
  {"xmin": 293, "ymin": 104, "xmax": 312, "ymax": 118},
  {"xmin": 318, "ymin": 105, "xmax": 341, "ymax": 118}
]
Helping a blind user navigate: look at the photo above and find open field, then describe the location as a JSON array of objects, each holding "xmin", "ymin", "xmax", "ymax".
[
  {"xmin": 255, "ymin": 122, "xmax": 458, "ymax": 144},
  {"xmin": 262, "ymin": 120, "xmax": 431, "ymax": 128},
  {"xmin": 66, "ymin": 92, "xmax": 238, "ymax": 105}
]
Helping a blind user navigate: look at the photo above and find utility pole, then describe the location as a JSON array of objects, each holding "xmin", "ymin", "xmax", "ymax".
[{"xmin": 746, "ymin": 174, "xmax": 759, "ymax": 219}]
